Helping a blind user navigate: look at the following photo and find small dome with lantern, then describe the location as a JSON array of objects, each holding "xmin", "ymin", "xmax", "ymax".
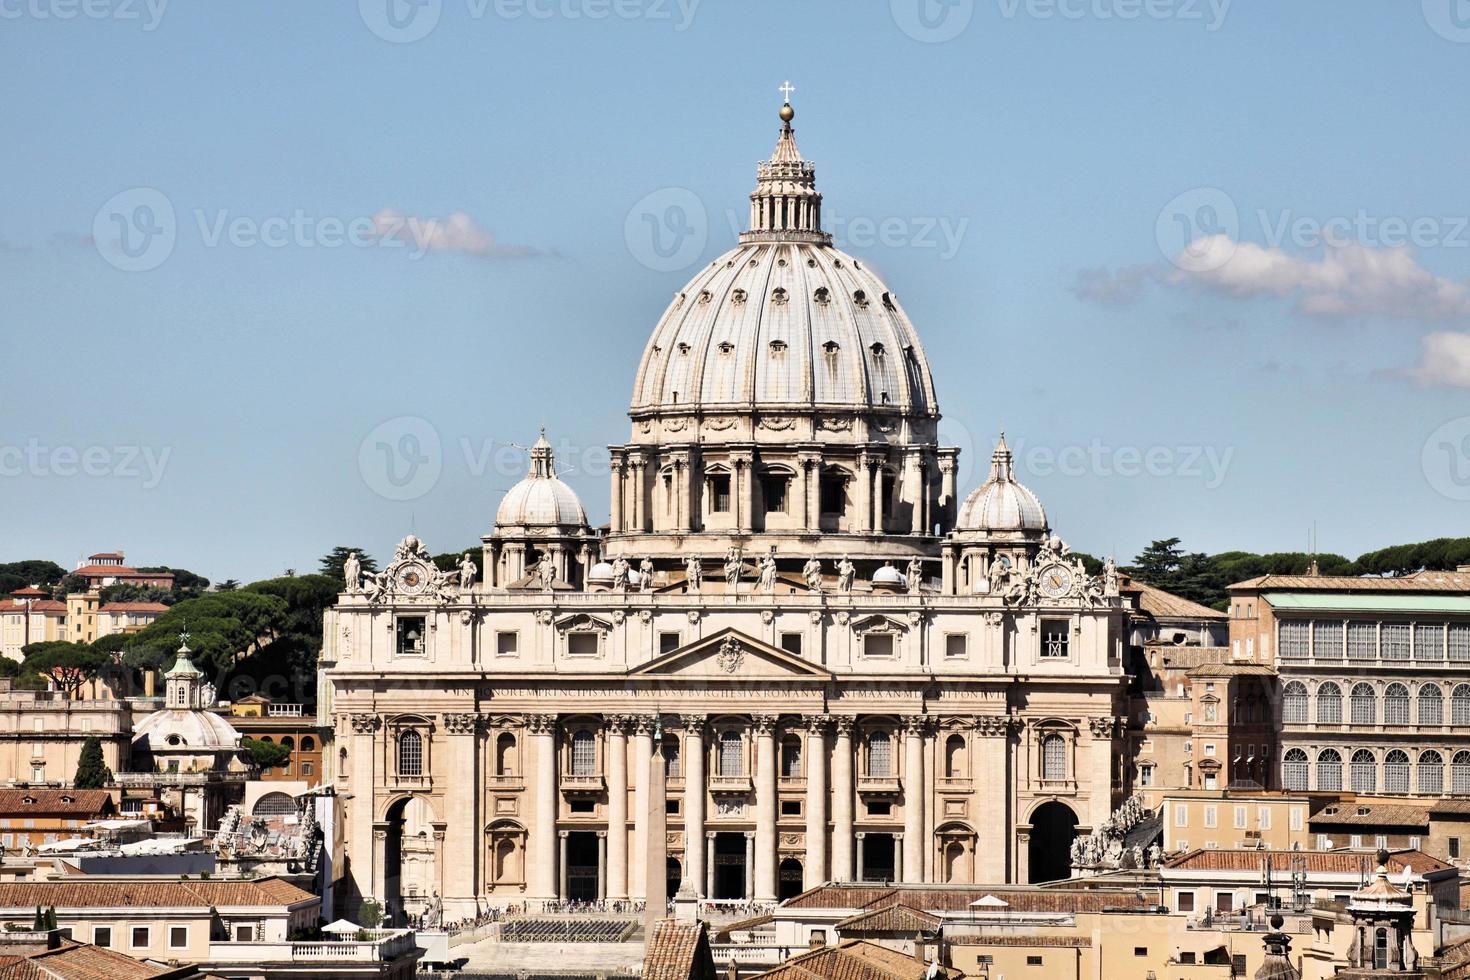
[
  {"xmin": 956, "ymin": 434, "xmax": 1048, "ymax": 533},
  {"xmin": 494, "ymin": 430, "xmax": 589, "ymax": 529}
]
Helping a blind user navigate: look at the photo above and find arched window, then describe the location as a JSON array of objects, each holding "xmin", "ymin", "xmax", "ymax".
[
  {"xmin": 1283, "ymin": 682, "xmax": 1308, "ymax": 723},
  {"xmin": 397, "ymin": 730, "xmax": 423, "ymax": 777},
  {"xmin": 1453, "ymin": 752, "xmax": 1470, "ymax": 795},
  {"xmin": 945, "ymin": 734, "xmax": 966, "ymax": 778},
  {"xmin": 496, "ymin": 733, "xmax": 517, "ymax": 776},
  {"xmin": 1375, "ymin": 928, "xmax": 1390, "ymax": 970},
  {"xmin": 1316, "ymin": 683, "xmax": 1342, "ymax": 724},
  {"xmin": 1420, "ymin": 750, "xmax": 1444, "ymax": 795},
  {"xmin": 1419, "ymin": 684, "xmax": 1444, "ymax": 726},
  {"xmin": 281, "ymin": 736, "xmax": 295, "ymax": 750},
  {"xmin": 301, "ymin": 736, "xmax": 315, "ymax": 752},
  {"xmin": 1282, "ymin": 749, "xmax": 1309, "ymax": 791},
  {"xmin": 1350, "ymin": 683, "xmax": 1376, "ymax": 725},
  {"xmin": 780, "ymin": 736, "xmax": 802, "ymax": 778},
  {"xmin": 1316, "ymin": 749, "xmax": 1342, "ymax": 792},
  {"xmin": 1385, "ymin": 751, "xmax": 1410, "ymax": 794},
  {"xmin": 719, "ymin": 730, "xmax": 743, "ymax": 776},
  {"xmin": 571, "ymin": 730, "xmax": 596, "ymax": 776},
  {"xmin": 1453, "ymin": 685, "xmax": 1470, "ymax": 726},
  {"xmin": 1041, "ymin": 734, "xmax": 1067, "ymax": 782},
  {"xmin": 663, "ymin": 736, "xmax": 681, "ymax": 778},
  {"xmin": 867, "ymin": 732, "xmax": 892, "ymax": 778},
  {"xmin": 1384, "ymin": 684, "xmax": 1410, "ymax": 725},
  {"xmin": 1350, "ymin": 750, "xmax": 1377, "ymax": 794}
]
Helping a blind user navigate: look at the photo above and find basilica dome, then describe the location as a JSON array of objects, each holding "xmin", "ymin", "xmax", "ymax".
[
  {"xmin": 957, "ymin": 435, "xmax": 1048, "ymax": 533},
  {"xmin": 628, "ymin": 104, "xmax": 937, "ymax": 424},
  {"xmin": 495, "ymin": 431, "xmax": 588, "ymax": 529}
]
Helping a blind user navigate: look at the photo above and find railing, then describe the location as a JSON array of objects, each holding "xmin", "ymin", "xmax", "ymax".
[
  {"xmin": 857, "ymin": 775, "xmax": 901, "ymax": 794},
  {"xmin": 710, "ymin": 775, "xmax": 753, "ymax": 793},
  {"xmin": 711, "ymin": 944, "xmax": 800, "ymax": 966},
  {"xmin": 113, "ymin": 770, "xmax": 248, "ymax": 787},
  {"xmin": 207, "ymin": 929, "xmax": 415, "ymax": 963},
  {"xmin": 267, "ymin": 703, "xmax": 306, "ymax": 717},
  {"xmin": 561, "ymin": 773, "xmax": 606, "ymax": 792}
]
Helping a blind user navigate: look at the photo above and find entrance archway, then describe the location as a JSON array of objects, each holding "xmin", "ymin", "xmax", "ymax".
[
  {"xmin": 383, "ymin": 796, "xmax": 437, "ymax": 925},
  {"xmin": 860, "ymin": 834, "xmax": 895, "ymax": 882},
  {"xmin": 566, "ymin": 831, "xmax": 600, "ymax": 901},
  {"xmin": 666, "ymin": 857, "xmax": 682, "ymax": 899},
  {"xmin": 778, "ymin": 858, "xmax": 803, "ymax": 900},
  {"xmin": 1028, "ymin": 801, "xmax": 1078, "ymax": 884},
  {"xmin": 713, "ymin": 833, "xmax": 747, "ymax": 900}
]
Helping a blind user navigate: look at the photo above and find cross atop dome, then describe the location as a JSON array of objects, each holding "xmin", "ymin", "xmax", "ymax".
[
  {"xmin": 742, "ymin": 86, "xmax": 828, "ymax": 245},
  {"xmin": 779, "ymin": 80, "xmax": 795, "ymax": 104}
]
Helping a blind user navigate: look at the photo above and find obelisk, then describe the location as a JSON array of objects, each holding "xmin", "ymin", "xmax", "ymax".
[{"xmin": 644, "ymin": 715, "xmax": 669, "ymax": 937}]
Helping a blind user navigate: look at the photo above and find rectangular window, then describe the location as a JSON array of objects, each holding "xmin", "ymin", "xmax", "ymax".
[
  {"xmin": 1416, "ymin": 623, "xmax": 1446, "ymax": 661},
  {"xmin": 93, "ymin": 926, "xmax": 112, "ymax": 947},
  {"xmin": 867, "ymin": 801, "xmax": 891, "ymax": 816},
  {"xmin": 1134, "ymin": 947, "xmax": 1148, "ymax": 957},
  {"xmin": 1259, "ymin": 808, "xmax": 1272, "ymax": 830},
  {"xmin": 496, "ymin": 631, "xmax": 519, "ymax": 657},
  {"xmin": 395, "ymin": 616, "xmax": 426, "ymax": 657},
  {"xmin": 1175, "ymin": 804, "xmax": 1188, "ymax": 828},
  {"xmin": 665, "ymin": 799, "xmax": 680, "ymax": 815},
  {"xmin": 781, "ymin": 799, "xmax": 802, "ymax": 816},
  {"xmin": 1410, "ymin": 836, "xmax": 1422, "ymax": 850},
  {"xmin": 779, "ymin": 633, "xmax": 803, "ymax": 656},
  {"xmin": 1026, "ymin": 956, "xmax": 1043, "ymax": 966},
  {"xmin": 1450, "ymin": 837, "xmax": 1461, "ymax": 859},
  {"xmin": 1234, "ymin": 806, "xmax": 1247, "ymax": 829},
  {"xmin": 1177, "ymin": 891, "xmax": 1195, "ymax": 913},
  {"xmin": 1313, "ymin": 620, "xmax": 1344, "ymax": 659},
  {"xmin": 303, "ymin": 762, "xmax": 314, "ymax": 776},
  {"xmin": 709, "ymin": 474, "xmax": 731, "ymax": 512},
  {"xmin": 169, "ymin": 926, "xmax": 188, "ymax": 949},
  {"xmin": 1382, "ymin": 623, "xmax": 1411, "ymax": 660},
  {"xmin": 763, "ymin": 475, "xmax": 788, "ymax": 514},
  {"xmin": 1040, "ymin": 620, "xmax": 1070, "ymax": 659},
  {"xmin": 820, "ymin": 473, "xmax": 846, "ymax": 515},
  {"xmin": 863, "ymin": 633, "xmax": 895, "ymax": 659},
  {"xmin": 131, "ymin": 927, "xmax": 150, "ymax": 948},
  {"xmin": 1216, "ymin": 892, "xmax": 1234, "ymax": 913},
  {"xmin": 1204, "ymin": 806, "xmax": 1217, "ymax": 828},
  {"xmin": 1347, "ymin": 621, "xmax": 1376, "ymax": 660},
  {"xmin": 1140, "ymin": 765, "xmax": 1153, "ymax": 786},
  {"xmin": 659, "ymin": 631, "xmax": 682, "ymax": 655},
  {"xmin": 567, "ymin": 632, "xmax": 599, "ymax": 656},
  {"xmin": 1451, "ymin": 624, "xmax": 1470, "ymax": 662},
  {"xmin": 945, "ymin": 634, "xmax": 967, "ymax": 659}
]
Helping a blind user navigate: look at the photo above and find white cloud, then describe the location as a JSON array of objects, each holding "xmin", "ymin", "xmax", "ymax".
[
  {"xmin": 1401, "ymin": 331, "xmax": 1470, "ymax": 388},
  {"xmin": 1071, "ymin": 264, "xmax": 1155, "ymax": 305},
  {"xmin": 369, "ymin": 209, "xmax": 543, "ymax": 258},
  {"xmin": 1166, "ymin": 236, "xmax": 1470, "ymax": 320}
]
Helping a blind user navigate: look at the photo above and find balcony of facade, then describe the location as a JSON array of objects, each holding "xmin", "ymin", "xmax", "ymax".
[
  {"xmin": 709, "ymin": 773, "xmax": 753, "ymax": 794},
  {"xmin": 560, "ymin": 772, "xmax": 605, "ymax": 795},
  {"xmin": 857, "ymin": 774, "xmax": 902, "ymax": 796}
]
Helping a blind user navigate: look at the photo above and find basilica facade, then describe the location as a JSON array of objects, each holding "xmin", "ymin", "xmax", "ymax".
[{"xmin": 320, "ymin": 98, "xmax": 1129, "ymax": 922}]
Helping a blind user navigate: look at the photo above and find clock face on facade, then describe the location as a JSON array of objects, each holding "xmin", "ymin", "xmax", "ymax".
[
  {"xmin": 396, "ymin": 562, "xmax": 430, "ymax": 595},
  {"xmin": 1038, "ymin": 562, "xmax": 1074, "ymax": 599}
]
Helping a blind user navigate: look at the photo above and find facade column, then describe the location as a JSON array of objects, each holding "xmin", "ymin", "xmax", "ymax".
[
  {"xmin": 854, "ymin": 831, "xmax": 865, "ymax": 881},
  {"xmin": 902, "ymin": 717, "xmax": 924, "ymax": 883},
  {"xmin": 923, "ymin": 724, "xmax": 935, "ymax": 881},
  {"xmin": 894, "ymin": 833, "xmax": 904, "ymax": 882},
  {"xmin": 857, "ymin": 453, "xmax": 874, "ymax": 533},
  {"xmin": 753, "ymin": 714, "xmax": 778, "ymax": 901},
  {"xmin": 906, "ymin": 452, "xmax": 924, "ymax": 535},
  {"xmin": 938, "ymin": 453, "xmax": 957, "ymax": 530},
  {"xmin": 606, "ymin": 716, "xmax": 630, "ymax": 900},
  {"xmin": 705, "ymin": 832, "xmax": 716, "ymax": 898},
  {"xmin": 347, "ymin": 714, "xmax": 379, "ymax": 912},
  {"xmin": 682, "ymin": 715, "xmax": 707, "ymax": 896},
  {"xmin": 529, "ymin": 714, "xmax": 559, "ymax": 901},
  {"xmin": 559, "ymin": 830, "xmax": 570, "ymax": 900},
  {"xmin": 831, "ymin": 716, "xmax": 855, "ymax": 881},
  {"xmin": 597, "ymin": 831, "xmax": 608, "ymax": 901},
  {"xmin": 804, "ymin": 716, "xmax": 829, "ymax": 888},
  {"xmin": 631, "ymin": 715, "xmax": 655, "ymax": 899},
  {"xmin": 371, "ymin": 823, "xmax": 389, "ymax": 912},
  {"xmin": 743, "ymin": 831, "xmax": 756, "ymax": 901},
  {"xmin": 444, "ymin": 713, "xmax": 480, "ymax": 910}
]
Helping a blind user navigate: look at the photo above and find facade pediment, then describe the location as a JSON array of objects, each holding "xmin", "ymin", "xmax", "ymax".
[
  {"xmin": 849, "ymin": 614, "xmax": 910, "ymax": 634},
  {"xmin": 627, "ymin": 628, "xmax": 832, "ymax": 681}
]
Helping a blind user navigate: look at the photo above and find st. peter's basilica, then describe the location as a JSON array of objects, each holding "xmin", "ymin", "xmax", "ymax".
[{"xmin": 320, "ymin": 96, "xmax": 1128, "ymax": 922}]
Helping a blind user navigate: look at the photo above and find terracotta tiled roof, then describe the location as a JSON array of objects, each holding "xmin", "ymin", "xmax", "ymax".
[
  {"xmin": 7, "ymin": 588, "xmax": 49, "ymax": 598},
  {"xmin": 1163, "ymin": 848, "xmax": 1451, "ymax": 876},
  {"xmin": 949, "ymin": 935, "xmax": 1091, "ymax": 948},
  {"xmin": 0, "ymin": 791, "xmax": 113, "ymax": 817},
  {"xmin": 1184, "ymin": 663, "xmax": 1274, "ymax": 678},
  {"xmin": 0, "ymin": 601, "xmax": 65, "ymax": 614},
  {"xmin": 1310, "ymin": 804, "xmax": 1430, "ymax": 828},
  {"xmin": 1125, "ymin": 579, "xmax": 1228, "ymax": 622},
  {"xmin": 643, "ymin": 920, "xmax": 713, "ymax": 980},
  {"xmin": 0, "ymin": 940, "xmax": 181, "ymax": 980},
  {"xmin": 98, "ymin": 603, "xmax": 169, "ymax": 613},
  {"xmin": 753, "ymin": 941, "xmax": 956, "ymax": 980},
  {"xmin": 0, "ymin": 877, "xmax": 315, "ymax": 911},
  {"xmin": 1230, "ymin": 572, "xmax": 1470, "ymax": 593},
  {"xmin": 782, "ymin": 884, "xmax": 1153, "ymax": 913},
  {"xmin": 835, "ymin": 904, "xmax": 940, "ymax": 934}
]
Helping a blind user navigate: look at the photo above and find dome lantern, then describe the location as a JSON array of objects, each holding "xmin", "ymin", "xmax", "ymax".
[{"xmin": 741, "ymin": 86, "xmax": 830, "ymax": 246}]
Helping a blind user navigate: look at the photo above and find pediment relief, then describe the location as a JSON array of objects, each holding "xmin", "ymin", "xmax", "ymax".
[
  {"xmin": 554, "ymin": 613, "xmax": 612, "ymax": 635},
  {"xmin": 849, "ymin": 614, "xmax": 909, "ymax": 635},
  {"xmin": 628, "ymin": 628, "xmax": 831, "ymax": 681}
]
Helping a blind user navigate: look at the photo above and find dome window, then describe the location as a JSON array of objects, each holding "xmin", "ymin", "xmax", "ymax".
[
  {"xmin": 748, "ymin": 258, "xmax": 758, "ymax": 268},
  {"xmin": 777, "ymin": 257, "xmax": 788, "ymax": 268},
  {"xmin": 833, "ymin": 259, "xmax": 844, "ymax": 269},
  {"xmin": 883, "ymin": 292, "xmax": 896, "ymax": 310},
  {"xmin": 769, "ymin": 340, "xmax": 788, "ymax": 354},
  {"xmin": 822, "ymin": 341, "xmax": 840, "ymax": 355},
  {"xmin": 869, "ymin": 342, "xmax": 886, "ymax": 358},
  {"xmin": 813, "ymin": 287, "xmax": 830, "ymax": 305},
  {"xmin": 718, "ymin": 341, "xmax": 735, "ymax": 355},
  {"xmin": 677, "ymin": 343, "xmax": 691, "ymax": 355},
  {"xmin": 807, "ymin": 258, "xmax": 817, "ymax": 268},
  {"xmin": 652, "ymin": 345, "xmax": 662, "ymax": 355},
  {"xmin": 731, "ymin": 289, "xmax": 747, "ymax": 306},
  {"xmin": 772, "ymin": 287, "xmax": 789, "ymax": 305},
  {"xmin": 853, "ymin": 289, "xmax": 869, "ymax": 308},
  {"xmin": 698, "ymin": 290, "xmax": 712, "ymax": 305}
]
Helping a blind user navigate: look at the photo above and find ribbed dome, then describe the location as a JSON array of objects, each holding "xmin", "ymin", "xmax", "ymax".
[
  {"xmin": 495, "ymin": 431, "xmax": 588, "ymax": 528},
  {"xmin": 957, "ymin": 435, "xmax": 1048, "ymax": 532},
  {"xmin": 132, "ymin": 708, "xmax": 241, "ymax": 754},
  {"xmin": 631, "ymin": 242, "xmax": 937, "ymax": 416},
  {"xmin": 630, "ymin": 100, "xmax": 937, "ymax": 420}
]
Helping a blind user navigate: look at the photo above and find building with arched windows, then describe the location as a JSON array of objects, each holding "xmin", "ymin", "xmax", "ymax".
[{"xmin": 319, "ymin": 97, "xmax": 1128, "ymax": 923}]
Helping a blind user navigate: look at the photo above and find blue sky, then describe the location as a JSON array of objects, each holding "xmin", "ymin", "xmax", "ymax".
[{"xmin": 4, "ymin": 0, "xmax": 1470, "ymax": 583}]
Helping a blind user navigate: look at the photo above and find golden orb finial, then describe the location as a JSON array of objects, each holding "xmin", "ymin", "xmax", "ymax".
[{"xmin": 779, "ymin": 102, "xmax": 795, "ymax": 123}]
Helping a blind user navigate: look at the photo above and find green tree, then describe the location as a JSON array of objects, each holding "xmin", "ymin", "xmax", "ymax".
[
  {"xmin": 51, "ymin": 574, "xmax": 89, "ymax": 599},
  {"xmin": 73, "ymin": 736, "xmax": 112, "ymax": 789},
  {"xmin": 43, "ymin": 908, "xmax": 56, "ymax": 931},
  {"xmin": 137, "ymin": 566, "xmax": 211, "ymax": 600},
  {"xmin": 98, "ymin": 583, "xmax": 174, "ymax": 606},
  {"xmin": 241, "ymin": 737, "xmax": 293, "ymax": 771},
  {"xmin": 30, "ymin": 907, "xmax": 41, "ymax": 931},
  {"xmin": 1129, "ymin": 539, "xmax": 1185, "ymax": 582},
  {"xmin": 92, "ymin": 591, "xmax": 289, "ymax": 676},
  {"xmin": 433, "ymin": 549, "xmax": 482, "ymax": 574},
  {"xmin": 319, "ymin": 547, "xmax": 378, "ymax": 583},
  {"xmin": 0, "ymin": 561, "xmax": 66, "ymax": 596},
  {"xmin": 20, "ymin": 642, "xmax": 108, "ymax": 699},
  {"xmin": 357, "ymin": 899, "xmax": 383, "ymax": 930}
]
